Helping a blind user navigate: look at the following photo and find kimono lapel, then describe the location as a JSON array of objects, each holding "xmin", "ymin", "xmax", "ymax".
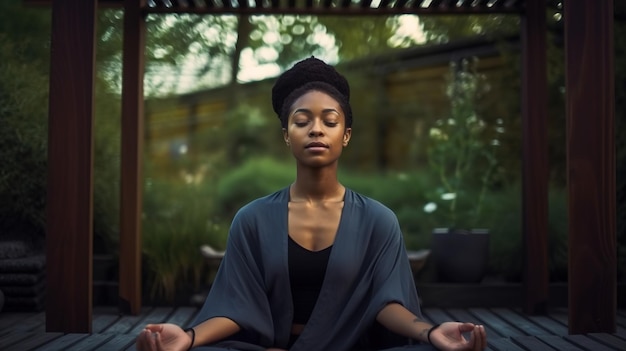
[{"xmin": 291, "ymin": 189, "xmax": 361, "ymax": 350}]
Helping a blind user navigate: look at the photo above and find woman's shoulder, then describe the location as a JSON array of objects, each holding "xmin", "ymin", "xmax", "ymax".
[
  {"xmin": 347, "ymin": 188, "xmax": 398, "ymax": 222},
  {"xmin": 226, "ymin": 187, "xmax": 288, "ymax": 243},
  {"xmin": 233, "ymin": 186, "xmax": 289, "ymax": 219},
  {"xmin": 347, "ymin": 189, "xmax": 402, "ymax": 243}
]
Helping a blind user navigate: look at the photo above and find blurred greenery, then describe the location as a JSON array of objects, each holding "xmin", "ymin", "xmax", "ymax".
[
  {"xmin": 214, "ymin": 157, "xmax": 295, "ymax": 220},
  {"xmin": 0, "ymin": 1, "xmax": 53, "ymax": 251},
  {"xmin": 485, "ymin": 184, "xmax": 569, "ymax": 282},
  {"xmin": 0, "ymin": 1, "xmax": 125, "ymax": 256},
  {"xmin": 0, "ymin": 32, "xmax": 49, "ymax": 248},
  {"xmin": 142, "ymin": 177, "xmax": 229, "ymax": 302},
  {"xmin": 425, "ymin": 59, "xmax": 499, "ymax": 229},
  {"xmin": 0, "ymin": 0, "xmax": 624, "ymax": 304}
]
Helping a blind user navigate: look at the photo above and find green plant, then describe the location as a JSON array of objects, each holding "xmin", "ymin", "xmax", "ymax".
[
  {"xmin": 214, "ymin": 157, "xmax": 295, "ymax": 219},
  {"xmin": 483, "ymin": 185, "xmax": 522, "ymax": 280},
  {"xmin": 424, "ymin": 58, "xmax": 499, "ymax": 229},
  {"xmin": 93, "ymin": 79, "xmax": 123, "ymax": 255},
  {"xmin": 340, "ymin": 170, "xmax": 435, "ymax": 249},
  {"xmin": 141, "ymin": 157, "xmax": 320, "ymax": 302},
  {"xmin": 0, "ymin": 35, "xmax": 49, "ymax": 246},
  {"xmin": 0, "ymin": 18, "xmax": 124, "ymax": 255},
  {"xmin": 142, "ymin": 178, "xmax": 228, "ymax": 303},
  {"xmin": 483, "ymin": 183, "xmax": 569, "ymax": 282}
]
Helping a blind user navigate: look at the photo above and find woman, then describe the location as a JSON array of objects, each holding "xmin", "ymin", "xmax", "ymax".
[{"xmin": 136, "ymin": 57, "xmax": 487, "ymax": 351}]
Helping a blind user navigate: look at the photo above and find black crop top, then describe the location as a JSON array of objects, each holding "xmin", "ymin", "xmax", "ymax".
[{"xmin": 288, "ymin": 236, "xmax": 332, "ymax": 324}]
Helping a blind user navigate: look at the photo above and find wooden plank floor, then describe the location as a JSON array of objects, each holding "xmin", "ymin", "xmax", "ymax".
[{"xmin": 0, "ymin": 307, "xmax": 625, "ymax": 350}]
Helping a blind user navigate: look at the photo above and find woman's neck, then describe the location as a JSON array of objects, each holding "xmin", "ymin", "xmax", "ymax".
[{"xmin": 290, "ymin": 167, "xmax": 344, "ymax": 203}]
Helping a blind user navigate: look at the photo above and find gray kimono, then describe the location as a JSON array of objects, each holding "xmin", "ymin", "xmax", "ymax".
[{"xmin": 191, "ymin": 187, "xmax": 423, "ymax": 351}]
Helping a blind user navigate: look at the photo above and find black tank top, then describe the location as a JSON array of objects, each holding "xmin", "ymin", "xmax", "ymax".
[{"xmin": 288, "ymin": 236, "xmax": 332, "ymax": 324}]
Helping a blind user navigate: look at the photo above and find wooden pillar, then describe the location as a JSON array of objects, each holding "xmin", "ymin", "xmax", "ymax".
[
  {"xmin": 46, "ymin": 0, "xmax": 97, "ymax": 333},
  {"xmin": 521, "ymin": 0, "xmax": 549, "ymax": 315},
  {"xmin": 565, "ymin": 0, "xmax": 616, "ymax": 334},
  {"xmin": 119, "ymin": 0, "xmax": 146, "ymax": 315}
]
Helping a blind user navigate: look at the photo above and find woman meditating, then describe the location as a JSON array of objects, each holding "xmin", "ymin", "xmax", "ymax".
[{"xmin": 136, "ymin": 57, "xmax": 487, "ymax": 351}]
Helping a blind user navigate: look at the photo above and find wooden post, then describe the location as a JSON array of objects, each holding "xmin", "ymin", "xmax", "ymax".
[
  {"xmin": 46, "ymin": 0, "xmax": 97, "ymax": 332},
  {"xmin": 565, "ymin": 0, "xmax": 616, "ymax": 334},
  {"xmin": 520, "ymin": 0, "xmax": 549, "ymax": 315},
  {"xmin": 119, "ymin": 0, "xmax": 146, "ymax": 315}
]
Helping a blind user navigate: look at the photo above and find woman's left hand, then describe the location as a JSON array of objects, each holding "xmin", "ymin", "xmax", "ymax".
[{"xmin": 428, "ymin": 322, "xmax": 487, "ymax": 351}]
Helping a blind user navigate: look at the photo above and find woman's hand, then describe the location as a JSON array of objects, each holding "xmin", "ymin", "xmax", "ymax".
[
  {"xmin": 429, "ymin": 322, "xmax": 487, "ymax": 351},
  {"xmin": 136, "ymin": 323, "xmax": 192, "ymax": 351}
]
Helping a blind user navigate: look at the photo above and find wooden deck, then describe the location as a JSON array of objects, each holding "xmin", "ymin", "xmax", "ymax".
[{"xmin": 0, "ymin": 307, "xmax": 625, "ymax": 350}]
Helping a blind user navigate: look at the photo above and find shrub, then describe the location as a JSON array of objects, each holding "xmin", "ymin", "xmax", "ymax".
[
  {"xmin": 0, "ymin": 32, "xmax": 123, "ymax": 256},
  {"xmin": 425, "ymin": 59, "xmax": 500, "ymax": 230},
  {"xmin": 0, "ymin": 36, "xmax": 49, "ymax": 248},
  {"xmin": 142, "ymin": 178, "xmax": 229, "ymax": 303},
  {"xmin": 214, "ymin": 157, "xmax": 295, "ymax": 220},
  {"xmin": 484, "ymin": 184, "xmax": 569, "ymax": 282},
  {"xmin": 214, "ymin": 160, "xmax": 438, "ymax": 250},
  {"xmin": 341, "ymin": 171, "xmax": 435, "ymax": 249}
]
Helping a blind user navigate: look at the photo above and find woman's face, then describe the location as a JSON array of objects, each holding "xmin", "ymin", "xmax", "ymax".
[{"xmin": 282, "ymin": 90, "xmax": 352, "ymax": 168}]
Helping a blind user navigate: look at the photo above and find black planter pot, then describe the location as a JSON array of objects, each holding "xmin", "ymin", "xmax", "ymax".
[{"xmin": 431, "ymin": 228, "xmax": 490, "ymax": 283}]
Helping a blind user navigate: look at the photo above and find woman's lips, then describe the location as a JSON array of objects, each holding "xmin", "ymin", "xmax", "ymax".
[
  {"xmin": 305, "ymin": 142, "xmax": 329, "ymax": 152},
  {"xmin": 305, "ymin": 142, "xmax": 328, "ymax": 148}
]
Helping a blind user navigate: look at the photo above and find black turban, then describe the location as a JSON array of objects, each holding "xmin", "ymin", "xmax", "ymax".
[{"xmin": 272, "ymin": 57, "xmax": 352, "ymax": 128}]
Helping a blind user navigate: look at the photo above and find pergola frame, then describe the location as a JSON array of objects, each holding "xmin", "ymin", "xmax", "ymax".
[{"xmin": 38, "ymin": 0, "xmax": 615, "ymax": 335}]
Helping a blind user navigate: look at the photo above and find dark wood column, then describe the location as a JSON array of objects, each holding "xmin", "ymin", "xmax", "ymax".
[
  {"xmin": 521, "ymin": 0, "xmax": 549, "ymax": 315},
  {"xmin": 565, "ymin": 0, "xmax": 616, "ymax": 334},
  {"xmin": 45, "ymin": 0, "xmax": 97, "ymax": 332},
  {"xmin": 119, "ymin": 0, "xmax": 146, "ymax": 315}
]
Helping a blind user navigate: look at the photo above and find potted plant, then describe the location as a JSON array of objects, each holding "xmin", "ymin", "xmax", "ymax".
[{"xmin": 424, "ymin": 58, "xmax": 499, "ymax": 284}]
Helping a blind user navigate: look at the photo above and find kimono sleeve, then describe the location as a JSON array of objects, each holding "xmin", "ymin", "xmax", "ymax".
[
  {"xmin": 191, "ymin": 205, "xmax": 275, "ymax": 347},
  {"xmin": 369, "ymin": 204, "xmax": 422, "ymax": 317}
]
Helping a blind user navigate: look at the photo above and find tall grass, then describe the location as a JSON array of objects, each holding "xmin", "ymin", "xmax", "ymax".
[{"xmin": 142, "ymin": 178, "xmax": 228, "ymax": 303}]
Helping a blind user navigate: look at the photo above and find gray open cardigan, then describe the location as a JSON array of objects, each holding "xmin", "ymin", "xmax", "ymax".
[{"xmin": 191, "ymin": 187, "xmax": 423, "ymax": 351}]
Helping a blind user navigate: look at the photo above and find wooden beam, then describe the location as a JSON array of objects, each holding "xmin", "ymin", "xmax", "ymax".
[
  {"xmin": 565, "ymin": 0, "xmax": 616, "ymax": 334},
  {"xmin": 119, "ymin": 0, "xmax": 146, "ymax": 315},
  {"xmin": 23, "ymin": 0, "xmax": 123, "ymax": 7},
  {"xmin": 520, "ymin": 0, "xmax": 549, "ymax": 315},
  {"xmin": 45, "ymin": 0, "xmax": 97, "ymax": 333},
  {"xmin": 22, "ymin": 0, "xmax": 526, "ymax": 14},
  {"xmin": 142, "ymin": 7, "xmax": 523, "ymax": 15}
]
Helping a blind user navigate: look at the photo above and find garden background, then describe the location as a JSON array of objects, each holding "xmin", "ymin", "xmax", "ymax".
[{"xmin": 0, "ymin": 0, "xmax": 624, "ymax": 304}]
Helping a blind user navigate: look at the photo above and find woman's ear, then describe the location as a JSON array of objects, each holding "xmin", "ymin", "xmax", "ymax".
[
  {"xmin": 282, "ymin": 128, "xmax": 289, "ymax": 146},
  {"xmin": 343, "ymin": 128, "xmax": 352, "ymax": 147}
]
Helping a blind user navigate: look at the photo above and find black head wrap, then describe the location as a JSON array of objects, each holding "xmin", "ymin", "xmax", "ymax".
[{"xmin": 272, "ymin": 57, "xmax": 352, "ymax": 128}]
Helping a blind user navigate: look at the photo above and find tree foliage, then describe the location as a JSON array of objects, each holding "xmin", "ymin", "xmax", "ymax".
[
  {"xmin": 419, "ymin": 14, "xmax": 519, "ymax": 43},
  {"xmin": 107, "ymin": 13, "xmax": 429, "ymax": 95},
  {"xmin": 0, "ymin": 37, "xmax": 49, "ymax": 243},
  {"xmin": 0, "ymin": 1, "xmax": 50, "ymax": 246}
]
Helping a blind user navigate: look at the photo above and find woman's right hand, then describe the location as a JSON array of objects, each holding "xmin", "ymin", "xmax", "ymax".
[
  {"xmin": 136, "ymin": 323, "xmax": 192, "ymax": 351},
  {"xmin": 429, "ymin": 322, "xmax": 486, "ymax": 350}
]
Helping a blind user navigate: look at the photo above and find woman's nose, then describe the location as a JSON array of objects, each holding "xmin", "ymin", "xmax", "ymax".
[
  {"xmin": 309, "ymin": 119, "xmax": 324, "ymax": 136},
  {"xmin": 309, "ymin": 129, "xmax": 323, "ymax": 137}
]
